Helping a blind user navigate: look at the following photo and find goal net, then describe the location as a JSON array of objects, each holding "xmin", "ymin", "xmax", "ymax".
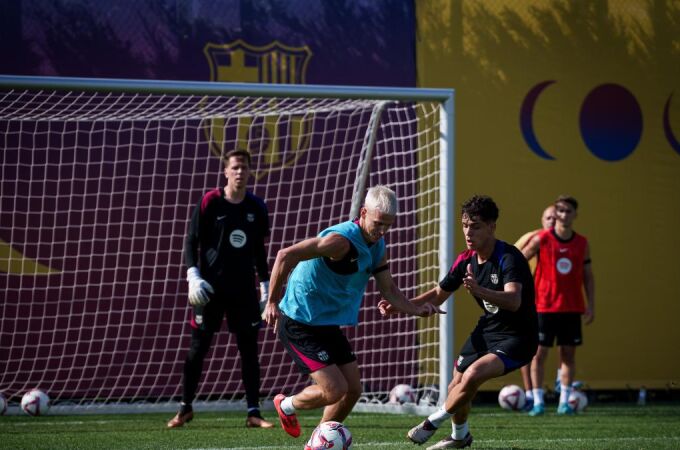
[{"xmin": 0, "ymin": 76, "xmax": 454, "ymax": 414}]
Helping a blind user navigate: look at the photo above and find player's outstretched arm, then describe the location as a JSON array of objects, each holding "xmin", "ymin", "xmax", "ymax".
[{"xmin": 375, "ymin": 258, "xmax": 445, "ymax": 317}]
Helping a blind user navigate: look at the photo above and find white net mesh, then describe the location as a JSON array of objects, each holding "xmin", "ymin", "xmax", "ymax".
[{"xmin": 0, "ymin": 85, "xmax": 445, "ymax": 413}]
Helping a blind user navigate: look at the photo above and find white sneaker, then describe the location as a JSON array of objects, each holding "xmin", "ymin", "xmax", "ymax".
[
  {"xmin": 426, "ymin": 433, "xmax": 473, "ymax": 449},
  {"xmin": 407, "ymin": 419, "xmax": 438, "ymax": 444}
]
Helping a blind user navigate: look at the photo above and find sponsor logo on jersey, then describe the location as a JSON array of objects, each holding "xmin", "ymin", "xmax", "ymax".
[
  {"xmin": 247, "ymin": 213, "xmax": 255, "ymax": 222},
  {"xmin": 556, "ymin": 257, "xmax": 572, "ymax": 274},
  {"xmin": 229, "ymin": 229, "xmax": 247, "ymax": 248},
  {"xmin": 490, "ymin": 273, "xmax": 499, "ymax": 284},
  {"xmin": 317, "ymin": 351, "xmax": 329, "ymax": 362},
  {"xmin": 482, "ymin": 298, "xmax": 499, "ymax": 314}
]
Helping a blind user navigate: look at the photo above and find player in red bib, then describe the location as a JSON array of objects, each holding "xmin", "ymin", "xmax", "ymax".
[{"xmin": 522, "ymin": 195, "xmax": 595, "ymax": 416}]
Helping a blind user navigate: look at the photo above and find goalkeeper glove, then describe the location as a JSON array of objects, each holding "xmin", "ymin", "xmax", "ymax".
[
  {"xmin": 187, "ymin": 267, "xmax": 214, "ymax": 306},
  {"xmin": 259, "ymin": 281, "xmax": 269, "ymax": 313}
]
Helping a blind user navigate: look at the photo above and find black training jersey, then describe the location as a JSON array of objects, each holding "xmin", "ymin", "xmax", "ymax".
[
  {"xmin": 440, "ymin": 240, "xmax": 537, "ymax": 337},
  {"xmin": 184, "ymin": 188, "xmax": 269, "ymax": 294}
]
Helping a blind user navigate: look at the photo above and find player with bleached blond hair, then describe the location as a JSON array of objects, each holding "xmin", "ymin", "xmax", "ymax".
[{"xmin": 263, "ymin": 185, "xmax": 443, "ymax": 439}]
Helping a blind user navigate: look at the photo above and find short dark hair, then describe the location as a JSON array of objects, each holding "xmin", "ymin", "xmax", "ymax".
[
  {"xmin": 224, "ymin": 149, "xmax": 252, "ymax": 166},
  {"xmin": 461, "ymin": 195, "xmax": 499, "ymax": 223},
  {"xmin": 555, "ymin": 195, "xmax": 578, "ymax": 210}
]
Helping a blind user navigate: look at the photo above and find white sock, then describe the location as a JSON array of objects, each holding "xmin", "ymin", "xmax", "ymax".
[
  {"xmin": 452, "ymin": 421, "xmax": 469, "ymax": 440},
  {"xmin": 559, "ymin": 385, "xmax": 572, "ymax": 405},
  {"xmin": 525, "ymin": 390, "xmax": 534, "ymax": 401},
  {"xmin": 281, "ymin": 396, "xmax": 296, "ymax": 415},
  {"xmin": 533, "ymin": 388, "xmax": 544, "ymax": 406},
  {"xmin": 427, "ymin": 407, "xmax": 453, "ymax": 428}
]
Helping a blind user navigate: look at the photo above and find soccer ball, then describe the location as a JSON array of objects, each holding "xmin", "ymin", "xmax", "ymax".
[
  {"xmin": 498, "ymin": 384, "xmax": 526, "ymax": 411},
  {"xmin": 389, "ymin": 384, "xmax": 416, "ymax": 404},
  {"xmin": 567, "ymin": 390, "xmax": 588, "ymax": 412},
  {"xmin": 305, "ymin": 421, "xmax": 352, "ymax": 450},
  {"xmin": 0, "ymin": 392, "xmax": 6, "ymax": 415},
  {"xmin": 21, "ymin": 389, "xmax": 51, "ymax": 416}
]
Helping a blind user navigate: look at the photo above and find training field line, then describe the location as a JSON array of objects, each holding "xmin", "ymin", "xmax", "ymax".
[{"xmin": 189, "ymin": 436, "xmax": 680, "ymax": 450}]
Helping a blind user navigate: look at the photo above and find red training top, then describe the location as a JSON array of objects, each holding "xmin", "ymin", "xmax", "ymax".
[{"xmin": 534, "ymin": 229, "xmax": 588, "ymax": 313}]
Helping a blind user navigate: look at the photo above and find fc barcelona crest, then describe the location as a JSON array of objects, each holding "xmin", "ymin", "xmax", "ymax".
[
  {"xmin": 203, "ymin": 40, "xmax": 313, "ymax": 180},
  {"xmin": 490, "ymin": 273, "xmax": 499, "ymax": 284}
]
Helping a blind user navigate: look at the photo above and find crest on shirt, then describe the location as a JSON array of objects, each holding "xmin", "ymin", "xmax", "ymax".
[
  {"xmin": 490, "ymin": 273, "xmax": 499, "ymax": 284},
  {"xmin": 247, "ymin": 213, "xmax": 255, "ymax": 222},
  {"xmin": 317, "ymin": 351, "xmax": 330, "ymax": 362}
]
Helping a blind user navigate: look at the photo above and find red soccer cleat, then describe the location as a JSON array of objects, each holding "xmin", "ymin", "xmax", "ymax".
[
  {"xmin": 274, "ymin": 393, "xmax": 301, "ymax": 438},
  {"xmin": 167, "ymin": 410, "xmax": 193, "ymax": 428}
]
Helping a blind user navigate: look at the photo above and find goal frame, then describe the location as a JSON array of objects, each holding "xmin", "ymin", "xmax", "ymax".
[{"xmin": 0, "ymin": 74, "xmax": 455, "ymax": 414}]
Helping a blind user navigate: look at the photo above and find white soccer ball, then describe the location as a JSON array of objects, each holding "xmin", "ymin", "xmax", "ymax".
[
  {"xmin": 21, "ymin": 389, "xmax": 51, "ymax": 416},
  {"xmin": 568, "ymin": 390, "xmax": 588, "ymax": 412},
  {"xmin": 305, "ymin": 421, "xmax": 352, "ymax": 450},
  {"xmin": 0, "ymin": 392, "xmax": 6, "ymax": 415},
  {"xmin": 389, "ymin": 384, "xmax": 416, "ymax": 404},
  {"xmin": 498, "ymin": 384, "xmax": 526, "ymax": 411}
]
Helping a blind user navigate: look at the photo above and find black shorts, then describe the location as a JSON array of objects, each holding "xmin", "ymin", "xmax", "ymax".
[
  {"xmin": 190, "ymin": 288, "xmax": 260, "ymax": 333},
  {"xmin": 537, "ymin": 312, "xmax": 582, "ymax": 347},
  {"xmin": 456, "ymin": 332, "xmax": 537, "ymax": 375},
  {"xmin": 278, "ymin": 314, "xmax": 356, "ymax": 375}
]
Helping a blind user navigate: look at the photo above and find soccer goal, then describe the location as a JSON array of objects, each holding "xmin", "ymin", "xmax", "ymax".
[{"xmin": 0, "ymin": 75, "xmax": 454, "ymax": 415}]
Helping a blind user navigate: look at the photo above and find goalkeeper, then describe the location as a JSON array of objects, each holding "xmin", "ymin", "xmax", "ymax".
[
  {"xmin": 263, "ymin": 185, "xmax": 443, "ymax": 439},
  {"xmin": 168, "ymin": 149, "xmax": 274, "ymax": 429}
]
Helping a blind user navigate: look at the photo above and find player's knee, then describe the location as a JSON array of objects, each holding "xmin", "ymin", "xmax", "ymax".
[
  {"xmin": 187, "ymin": 340, "xmax": 211, "ymax": 362},
  {"xmin": 460, "ymin": 367, "xmax": 485, "ymax": 390}
]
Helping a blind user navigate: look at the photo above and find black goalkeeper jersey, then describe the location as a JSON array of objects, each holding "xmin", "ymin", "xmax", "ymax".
[
  {"xmin": 184, "ymin": 188, "xmax": 269, "ymax": 295},
  {"xmin": 440, "ymin": 239, "xmax": 537, "ymax": 337}
]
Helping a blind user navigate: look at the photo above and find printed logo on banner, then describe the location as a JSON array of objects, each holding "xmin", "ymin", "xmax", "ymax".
[{"xmin": 203, "ymin": 40, "xmax": 313, "ymax": 180}]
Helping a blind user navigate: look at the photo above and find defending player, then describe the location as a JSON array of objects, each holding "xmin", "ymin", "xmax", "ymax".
[
  {"xmin": 263, "ymin": 185, "xmax": 443, "ymax": 439},
  {"xmin": 393, "ymin": 195, "xmax": 537, "ymax": 449},
  {"xmin": 167, "ymin": 149, "xmax": 274, "ymax": 429},
  {"xmin": 522, "ymin": 195, "xmax": 595, "ymax": 416}
]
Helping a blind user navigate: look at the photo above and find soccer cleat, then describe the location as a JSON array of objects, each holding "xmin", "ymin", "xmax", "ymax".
[
  {"xmin": 246, "ymin": 415, "xmax": 275, "ymax": 428},
  {"xmin": 167, "ymin": 410, "xmax": 194, "ymax": 428},
  {"xmin": 426, "ymin": 433, "xmax": 473, "ymax": 449},
  {"xmin": 407, "ymin": 419, "xmax": 438, "ymax": 444},
  {"xmin": 557, "ymin": 402, "xmax": 575, "ymax": 415},
  {"xmin": 274, "ymin": 394, "xmax": 301, "ymax": 437},
  {"xmin": 528, "ymin": 404, "xmax": 545, "ymax": 416},
  {"xmin": 522, "ymin": 396, "xmax": 534, "ymax": 412}
]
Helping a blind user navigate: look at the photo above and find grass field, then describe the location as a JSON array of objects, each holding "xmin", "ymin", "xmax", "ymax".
[{"xmin": 2, "ymin": 404, "xmax": 680, "ymax": 449}]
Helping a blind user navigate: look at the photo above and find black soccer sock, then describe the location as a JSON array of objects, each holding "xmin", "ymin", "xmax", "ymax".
[
  {"xmin": 235, "ymin": 326, "xmax": 261, "ymax": 410},
  {"xmin": 182, "ymin": 328, "xmax": 214, "ymax": 404}
]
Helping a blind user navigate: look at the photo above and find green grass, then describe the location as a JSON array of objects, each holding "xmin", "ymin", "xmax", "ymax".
[{"xmin": 1, "ymin": 404, "xmax": 680, "ymax": 449}]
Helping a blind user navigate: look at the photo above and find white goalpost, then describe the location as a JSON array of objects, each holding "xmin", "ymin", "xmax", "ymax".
[{"xmin": 0, "ymin": 75, "xmax": 454, "ymax": 415}]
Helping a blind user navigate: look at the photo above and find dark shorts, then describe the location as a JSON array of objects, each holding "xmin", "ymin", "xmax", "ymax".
[
  {"xmin": 278, "ymin": 314, "xmax": 356, "ymax": 375},
  {"xmin": 190, "ymin": 289, "xmax": 260, "ymax": 333},
  {"xmin": 537, "ymin": 312, "xmax": 582, "ymax": 347},
  {"xmin": 456, "ymin": 332, "xmax": 538, "ymax": 375}
]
